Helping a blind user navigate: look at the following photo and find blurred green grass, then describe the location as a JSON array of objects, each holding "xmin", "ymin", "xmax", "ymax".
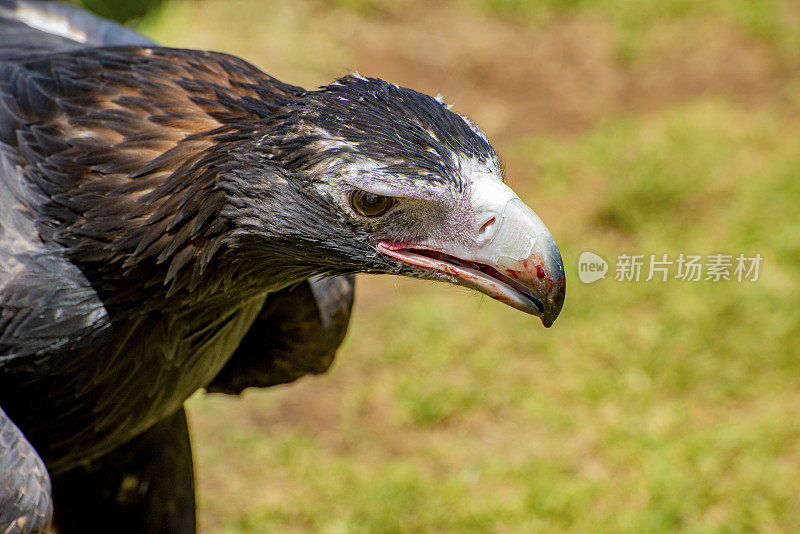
[{"xmin": 133, "ymin": 0, "xmax": 800, "ymax": 532}]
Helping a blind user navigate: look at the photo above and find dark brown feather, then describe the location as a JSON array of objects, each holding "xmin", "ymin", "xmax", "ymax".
[{"xmin": 0, "ymin": 47, "xmax": 303, "ymax": 304}]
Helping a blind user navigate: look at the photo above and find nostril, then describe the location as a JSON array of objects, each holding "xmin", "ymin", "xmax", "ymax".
[{"xmin": 478, "ymin": 217, "xmax": 496, "ymax": 239}]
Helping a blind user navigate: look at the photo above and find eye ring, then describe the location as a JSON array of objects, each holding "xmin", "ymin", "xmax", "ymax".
[{"xmin": 349, "ymin": 190, "xmax": 396, "ymax": 217}]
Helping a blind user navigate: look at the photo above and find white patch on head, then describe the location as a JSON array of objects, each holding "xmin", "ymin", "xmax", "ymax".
[
  {"xmin": 302, "ymin": 126, "xmax": 445, "ymax": 191},
  {"xmin": 298, "ymin": 127, "xmax": 403, "ymax": 200},
  {"xmin": 334, "ymin": 158, "xmax": 442, "ymax": 201},
  {"xmin": 14, "ymin": 4, "xmax": 88, "ymax": 43},
  {"xmin": 451, "ymin": 114, "xmax": 502, "ymax": 181},
  {"xmin": 458, "ymin": 154, "xmax": 501, "ymax": 181},
  {"xmin": 300, "ymin": 123, "xmax": 498, "ymax": 237},
  {"xmin": 454, "ymin": 146, "xmax": 502, "ymax": 189},
  {"xmin": 301, "ymin": 133, "xmax": 448, "ymax": 223}
]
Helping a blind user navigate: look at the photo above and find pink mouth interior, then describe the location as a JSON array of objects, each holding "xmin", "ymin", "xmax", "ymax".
[{"xmin": 376, "ymin": 242, "xmax": 544, "ymax": 316}]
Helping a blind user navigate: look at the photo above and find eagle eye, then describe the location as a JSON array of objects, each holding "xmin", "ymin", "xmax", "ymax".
[{"xmin": 349, "ymin": 190, "xmax": 396, "ymax": 217}]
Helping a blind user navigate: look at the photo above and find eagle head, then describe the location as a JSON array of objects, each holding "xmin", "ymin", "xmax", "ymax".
[{"xmin": 224, "ymin": 74, "xmax": 565, "ymax": 326}]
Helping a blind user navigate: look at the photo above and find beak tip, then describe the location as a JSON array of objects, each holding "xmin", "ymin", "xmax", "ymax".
[{"xmin": 541, "ymin": 277, "xmax": 565, "ymax": 328}]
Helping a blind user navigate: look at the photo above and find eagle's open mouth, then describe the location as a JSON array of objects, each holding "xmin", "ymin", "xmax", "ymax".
[{"xmin": 376, "ymin": 242, "xmax": 546, "ymax": 317}]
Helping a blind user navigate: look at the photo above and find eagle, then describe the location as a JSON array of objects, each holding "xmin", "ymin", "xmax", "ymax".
[{"xmin": 0, "ymin": 1, "xmax": 565, "ymax": 532}]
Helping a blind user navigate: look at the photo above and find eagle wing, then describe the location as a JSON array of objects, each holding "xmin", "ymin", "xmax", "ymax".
[
  {"xmin": 0, "ymin": 0, "xmax": 141, "ymax": 361},
  {"xmin": 0, "ymin": 113, "xmax": 111, "ymax": 361}
]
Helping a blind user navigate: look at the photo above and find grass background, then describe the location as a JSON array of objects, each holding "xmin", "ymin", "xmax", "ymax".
[{"xmin": 112, "ymin": 0, "xmax": 800, "ymax": 531}]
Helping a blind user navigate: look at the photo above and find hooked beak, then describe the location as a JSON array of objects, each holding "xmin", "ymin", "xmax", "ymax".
[{"xmin": 377, "ymin": 179, "xmax": 566, "ymax": 327}]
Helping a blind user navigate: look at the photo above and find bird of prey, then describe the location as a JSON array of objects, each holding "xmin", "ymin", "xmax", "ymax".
[{"xmin": 0, "ymin": 1, "xmax": 565, "ymax": 532}]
